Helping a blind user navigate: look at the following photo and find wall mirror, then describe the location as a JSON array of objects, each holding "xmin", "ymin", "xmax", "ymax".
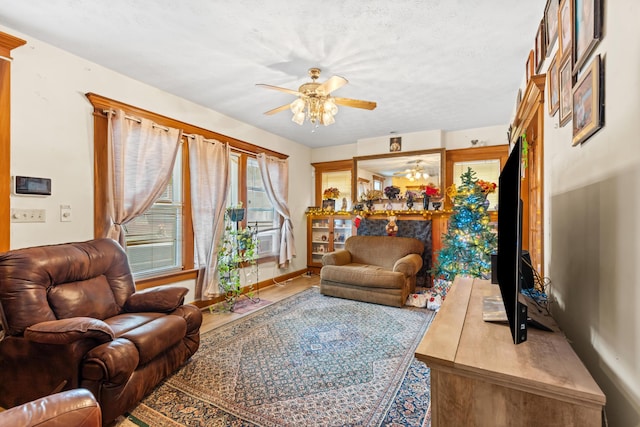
[{"xmin": 352, "ymin": 148, "xmax": 445, "ymax": 200}]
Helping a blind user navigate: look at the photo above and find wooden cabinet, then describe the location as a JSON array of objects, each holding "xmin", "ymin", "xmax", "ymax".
[
  {"xmin": 307, "ymin": 214, "xmax": 354, "ymax": 274},
  {"xmin": 415, "ymin": 277, "xmax": 605, "ymax": 426}
]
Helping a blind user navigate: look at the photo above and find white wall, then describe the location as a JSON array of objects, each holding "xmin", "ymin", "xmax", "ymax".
[
  {"xmin": 311, "ymin": 125, "xmax": 508, "ymax": 164},
  {"xmin": 533, "ymin": 1, "xmax": 640, "ymax": 425},
  {"xmin": 5, "ymin": 25, "xmax": 313, "ymax": 301}
]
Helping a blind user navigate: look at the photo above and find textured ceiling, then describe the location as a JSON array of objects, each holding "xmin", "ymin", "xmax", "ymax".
[{"xmin": 0, "ymin": 0, "xmax": 543, "ymax": 148}]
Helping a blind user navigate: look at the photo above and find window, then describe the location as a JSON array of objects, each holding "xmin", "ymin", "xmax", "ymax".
[
  {"xmin": 88, "ymin": 93, "xmax": 288, "ymax": 288},
  {"xmin": 321, "ymin": 170, "xmax": 352, "ymax": 210},
  {"xmin": 124, "ymin": 150, "xmax": 183, "ymax": 278},
  {"xmin": 228, "ymin": 153, "xmax": 280, "ymax": 260},
  {"xmin": 452, "ymin": 159, "xmax": 501, "ymax": 211}
]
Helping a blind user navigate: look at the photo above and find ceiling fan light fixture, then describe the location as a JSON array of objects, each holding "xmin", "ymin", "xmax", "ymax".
[
  {"xmin": 290, "ymin": 98, "xmax": 305, "ymax": 114},
  {"xmin": 322, "ymin": 111, "xmax": 335, "ymax": 126},
  {"xmin": 323, "ymin": 98, "xmax": 338, "ymax": 115},
  {"xmin": 292, "ymin": 111, "xmax": 305, "ymax": 125},
  {"xmin": 258, "ymin": 67, "xmax": 375, "ymax": 128}
]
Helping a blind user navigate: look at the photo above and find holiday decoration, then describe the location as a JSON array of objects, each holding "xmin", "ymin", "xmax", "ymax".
[{"xmin": 433, "ymin": 168, "xmax": 497, "ymax": 281}]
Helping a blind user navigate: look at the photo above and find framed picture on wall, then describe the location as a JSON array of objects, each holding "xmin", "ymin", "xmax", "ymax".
[
  {"xmin": 535, "ymin": 20, "xmax": 546, "ymax": 73},
  {"xmin": 544, "ymin": 0, "xmax": 559, "ymax": 55},
  {"xmin": 525, "ymin": 49, "xmax": 535, "ymax": 83},
  {"xmin": 572, "ymin": 0, "xmax": 602, "ymax": 73},
  {"xmin": 389, "ymin": 137, "xmax": 402, "ymax": 152},
  {"xmin": 558, "ymin": 0, "xmax": 572, "ymax": 60},
  {"xmin": 572, "ymin": 55, "xmax": 604, "ymax": 145},
  {"xmin": 559, "ymin": 53, "xmax": 573, "ymax": 127},
  {"xmin": 547, "ymin": 52, "xmax": 560, "ymax": 116}
]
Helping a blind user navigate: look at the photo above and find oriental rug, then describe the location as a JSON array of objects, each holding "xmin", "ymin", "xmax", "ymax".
[{"xmin": 123, "ymin": 287, "xmax": 435, "ymax": 426}]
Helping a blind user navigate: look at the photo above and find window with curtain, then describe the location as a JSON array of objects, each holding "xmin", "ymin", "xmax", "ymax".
[
  {"xmin": 88, "ymin": 93, "xmax": 290, "ymax": 289},
  {"xmin": 227, "ymin": 153, "xmax": 280, "ymax": 260},
  {"xmin": 124, "ymin": 150, "xmax": 183, "ymax": 278}
]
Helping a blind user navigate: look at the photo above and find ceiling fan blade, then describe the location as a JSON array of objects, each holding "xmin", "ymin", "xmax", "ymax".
[
  {"xmin": 264, "ymin": 104, "xmax": 291, "ymax": 115},
  {"xmin": 334, "ymin": 97, "xmax": 377, "ymax": 110},
  {"xmin": 256, "ymin": 83, "xmax": 301, "ymax": 96},
  {"xmin": 316, "ymin": 76, "xmax": 348, "ymax": 95}
]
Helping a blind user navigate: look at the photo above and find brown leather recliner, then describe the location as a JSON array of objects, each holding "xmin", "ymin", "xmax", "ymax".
[
  {"xmin": 0, "ymin": 389, "xmax": 101, "ymax": 427},
  {"xmin": 0, "ymin": 238, "xmax": 202, "ymax": 426}
]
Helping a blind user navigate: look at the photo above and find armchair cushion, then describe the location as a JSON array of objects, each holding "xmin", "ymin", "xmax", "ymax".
[
  {"xmin": 0, "ymin": 389, "xmax": 101, "ymax": 427},
  {"xmin": 48, "ymin": 275, "xmax": 120, "ymax": 320},
  {"xmin": 124, "ymin": 286, "xmax": 188, "ymax": 313},
  {"xmin": 24, "ymin": 317, "xmax": 115, "ymax": 345},
  {"xmin": 321, "ymin": 249, "xmax": 352, "ymax": 266},
  {"xmin": 393, "ymin": 254, "xmax": 424, "ymax": 276}
]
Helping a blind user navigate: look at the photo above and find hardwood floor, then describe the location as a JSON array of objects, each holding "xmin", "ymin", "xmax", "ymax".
[{"xmin": 200, "ymin": 274, "xmax": 319, "ymax": 333}]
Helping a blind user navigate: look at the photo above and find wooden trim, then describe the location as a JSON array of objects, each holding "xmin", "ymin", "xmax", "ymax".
[
  {"xmin": 85, "ymin": 93, "xmax": 288, "ymax": 159},
  {"xmin": 0, "ymin": 32, "xmax": 26, "ymax": 252},
  {"xmin": 311, "ymin": 159, "xmax": 353, "ymax": 206},
  {"xmin": 135, "ymin": 269, "xmax": 199, "ymax": 290},
  {"xmin": 190, "ymin": 268, "xmax": 307, "ymax": 308},
  {"xmin": 445, "ymin": 145, "xmax": 509, "ymax": 210},
  {"xmin": 0, "ymin": 32, "xmax": 26, "ymax": 59},
  {"xmin": 510, "ymin": 74, "xmax": 545, "ymax": 145},
  {"xmin": 509, "ymin": 74, "xmax": 546, "ymax": 277},
  {"xmin": 181, "ymin": 140, "xmax": 194, "ymax": 269},
  {"xmin": 92, "ymin": 111, "xmax": 110, "ymax": 239}
]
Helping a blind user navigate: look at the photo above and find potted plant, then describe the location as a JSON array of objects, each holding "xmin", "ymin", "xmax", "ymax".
[
  {"xmin": 322, "ymin": 187, "xmax": 340, "ymax": 211},
  {"xmin": 227, "ymin": 202, "xmax": 245, "ymax": 222},
  {"xmin": 360, "ymin": 189, "xmax": 383, "ymax": 211},
  {"xmin": 384, "ymin": 185, "xmax": 400, "ymax": 199},
  {"xmin": 421, "ymin": 183, "xmax": 440, "ymax": 210}
]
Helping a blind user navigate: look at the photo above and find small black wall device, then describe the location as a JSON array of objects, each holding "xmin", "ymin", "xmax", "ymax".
[{"xmin": 14, "ymin": 176, "xmax": 52, "ymax": 196}]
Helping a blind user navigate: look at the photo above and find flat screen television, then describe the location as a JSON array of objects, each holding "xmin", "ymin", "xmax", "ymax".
[{"xmin": 497, "ymin": 137, "xmax": 528, "ymax": 344}]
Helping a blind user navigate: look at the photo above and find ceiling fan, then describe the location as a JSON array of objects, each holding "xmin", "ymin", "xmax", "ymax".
[
  {"xmin": 393, "ymin": 160, "xmax": 430, "ymax": 182},
  {"xmin": 256, "ymin": 68, "xmax": 377, "ymax": 126}
]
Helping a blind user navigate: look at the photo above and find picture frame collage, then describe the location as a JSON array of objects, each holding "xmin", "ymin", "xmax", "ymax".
[{"xmin": 531, "ymin": 0, "xmax": 605, "ymax": 145}]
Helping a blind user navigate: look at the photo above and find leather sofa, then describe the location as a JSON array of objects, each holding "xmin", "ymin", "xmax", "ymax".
[
  {"xmin": 0, "ymin": 389, "xmax": 101, "ymax": 427},
  {"xmin": 0, "ymin": 238, "xmax": 202, "ymax": 426},
  {"xmin": 320, "ymin": 235, "xmax": 424, "ymax": 307}
]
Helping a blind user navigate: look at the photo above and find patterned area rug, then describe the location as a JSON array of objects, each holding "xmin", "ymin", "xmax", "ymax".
[{"xmin": 123, "ymin": 288, "xmax": 435, "ymax": 426}]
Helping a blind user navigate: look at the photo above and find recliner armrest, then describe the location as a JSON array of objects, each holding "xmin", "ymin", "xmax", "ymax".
[
  {"xmin": 24, "ymin": 317, "xmax": 115, "ymax": 345},
  {"xmin": 0, "ymin": 388, "xmax": 101, "ymax": 427},
  {"xmin": 392, "ymin": 253, "xmax": 423, "ymax": 276},
  {"xmin": 124, "ymin": 286, "xmax": 188, "ymax": 313},
  {"xmin": 322, "ymin": 250, "xmax": 352, "ymax": 266}
]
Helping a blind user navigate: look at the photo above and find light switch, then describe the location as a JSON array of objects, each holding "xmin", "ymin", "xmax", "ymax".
[
  {"xmin": 11, "ymin": 208, "xmax": 46, "ymax": 223},
  {"xmin": 60, "ymin": 205, "xmax": 72, "ymax": 222}
]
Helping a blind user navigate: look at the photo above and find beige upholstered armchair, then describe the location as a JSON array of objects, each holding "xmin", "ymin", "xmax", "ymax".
[{"xmin": 320, "ymin": 235, "xmax": 424, "ymax": 307}]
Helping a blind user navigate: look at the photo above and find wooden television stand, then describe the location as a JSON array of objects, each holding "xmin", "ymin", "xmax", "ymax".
[{"xmin": 415, "ymin": 277, "xmax": 605, "ymax": 426}]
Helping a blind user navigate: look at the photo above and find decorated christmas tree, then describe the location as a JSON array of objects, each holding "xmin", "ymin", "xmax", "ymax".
[{"xmin": 434, "ymin": 168, "xmax": 497, "ymax": 281}]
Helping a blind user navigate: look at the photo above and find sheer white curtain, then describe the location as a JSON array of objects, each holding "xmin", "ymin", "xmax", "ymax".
[
  {"xmin": 189, "ymin": 135, "xmax": 230, "ymax": 297},
  {"xmin": 257, "ymin": 153, "xmax": 296, "ymax": 267},
  {"xmin": 106, "ymin": 109, "xmax": 182, "ymax": 246}
]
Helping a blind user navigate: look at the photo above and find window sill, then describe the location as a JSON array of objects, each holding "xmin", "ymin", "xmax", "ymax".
[{"xmin": 135, "ymin": 268, "xmax": 199, "ymax": 290}]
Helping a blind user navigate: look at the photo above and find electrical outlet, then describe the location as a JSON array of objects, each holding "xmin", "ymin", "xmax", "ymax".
[
  {"xmin": 11, "ymin": 208, "xmax": 46, "ymax": 223},
  {"xmin": 60, "ymin": 204, "xmax": 72, "ymax": 222}
]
